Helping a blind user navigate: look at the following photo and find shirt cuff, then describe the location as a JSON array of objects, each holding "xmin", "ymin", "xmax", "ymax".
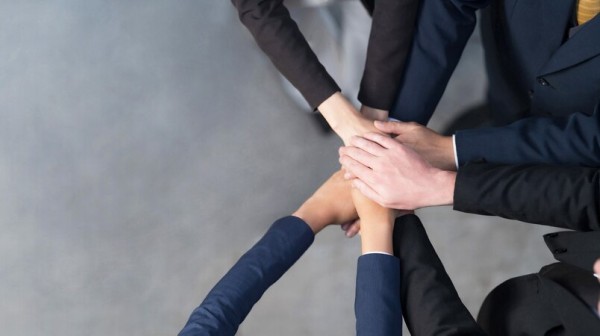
[
  {"xmin": 362, "ymin": 251, "xmax": 393, "ymax": 256},
  {"xmin": 452, "ymin": 134, "xmax": 459, "ymax": 170}
]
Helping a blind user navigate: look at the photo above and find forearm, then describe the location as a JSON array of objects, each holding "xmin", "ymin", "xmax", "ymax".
[
  {"xmin": 232, "ymin": 0, "xmax": 339, "ymax": 109},
  {"xmin": 454, "ymin": 111, "xmax": 600, "ymax": 167},
  {"xmin": 454, "ymin": 163, "xmax": 600, "ymax": 231},
  {"xmin": 390, "ymin": 0, "xmax": 487, "ymax": 123},
  {"xmin": 393, "ymin": 215, "xmax": 485, "ymax": 336},
  {"xmin": 179, "ymin": 216, "xmax": 314, "ymax": 336},
  {"xmin": 358, "ymin": 0, "xmax": 419, "ymax": 110}
]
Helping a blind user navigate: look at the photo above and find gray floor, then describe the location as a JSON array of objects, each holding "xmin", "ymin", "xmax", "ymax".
[{"xmin": 0, "ymin": 1, "xmax": 558, "ymax": 335}]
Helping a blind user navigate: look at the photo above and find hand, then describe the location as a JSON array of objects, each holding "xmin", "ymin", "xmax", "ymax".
[
  {"xmin": 339, "ymin": 133, "xmax": 456, "ymax": 210},
  {"xmin": 318, "ymin": 93, "xmax": 384, "ymax": 145},
  {"xmin": 292, "ymin": 170, "xmax": 357, "ymax": 234},
  {"xmin": 374, "ymin": 120, "xmax": 456, "ymax": 171}
]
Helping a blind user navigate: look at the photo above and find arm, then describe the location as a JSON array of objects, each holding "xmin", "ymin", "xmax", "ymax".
[
  {"xmin": 231, "ymin": 0, "xmax": 339, "ymax": 110},
  {"xmin": 179, "ymin": 171, "xmax": 357, "ymax": 335},
  {"xmin": 454, "ymin": 162, "xmax": 600, "ymax": 232},
  {"xmin": 393, "ymin": 215, "xmax": 485, "ymax": 336},
  {"xmin": 454, "ymin": 109, "xmax": 600, "ymax": 167},
  {"xmin": 390, "ymin": 0, "xmax": 489, "ymax": 123},
  {"xmin": 178, "ymin": 216, "xmax": 314, "ymax": 336},
  {"xmin": 353, "ymin": 182, "xmax": 401, "ymax": 336},
  {"xmin": 358, "ymin": 0, "xmax": 419, "ymax": 111}
]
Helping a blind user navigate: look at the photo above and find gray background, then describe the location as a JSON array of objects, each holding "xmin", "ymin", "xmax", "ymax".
[{"xmin": 0, "ymin": 1, "xmax": 557, "ymax": 335}]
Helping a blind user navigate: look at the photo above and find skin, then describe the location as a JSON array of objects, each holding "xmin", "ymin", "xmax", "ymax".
[
  {"xmin": 292, "ymin": 170, "xmax": 395, "ymax": 254},
  {"xmin": 318, "ymin": 92, "xmax": 386, "ymax": 146},
  {"xmin": 339, "ymin": 133, "xmax": 456, "ymax": 210},
  {"xmin": 374, "ymin": 120, "xmax": 456, "ymax": 171}
]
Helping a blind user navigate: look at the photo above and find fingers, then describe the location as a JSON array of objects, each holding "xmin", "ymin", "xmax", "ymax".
[
  {"xmin": 339, "ymin": 146, "xmax": 377, "ymax": 169},
  {"xmin": 339, "ymin": 156, "xmax": 374, "ymax": 184},
  {"xmin": 374, "ymin": 120, "xmax": 410, "ymax": 135},
  {"xmin": 341, "ymin": 220, "xmax": 361, "ymax": 238},
  {"xmin": 349, "ymin": 135, "xmax": 388, "ymax": 156},
  {"xmin": 361, "ymin": 132, "xmax": 401, "ymax": 150}
]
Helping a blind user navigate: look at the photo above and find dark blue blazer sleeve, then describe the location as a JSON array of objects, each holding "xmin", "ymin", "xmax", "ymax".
[
  {"xmin": 355, "ymin": 254, "xmax": 402, "ymax": 336},
  {"xmin": 178, "ymin": 216, "xmax": 314, "ymax": 336},
  {"xmin": 455, "ymin": 109, "xmax": 600, "ymax": 167},
  {"xmin": 390, "ymin": 0, "xmax": 489, "ymax": 124}
]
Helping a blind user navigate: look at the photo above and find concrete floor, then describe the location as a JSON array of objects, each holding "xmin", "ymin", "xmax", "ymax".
[{"xmin": 0, "ymin": 1, "xmax": 558, "ymax": 335}]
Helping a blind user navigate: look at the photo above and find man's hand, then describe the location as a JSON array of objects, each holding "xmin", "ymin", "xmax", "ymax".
[
  {"xmin": 292, "ymin": 170, "xmax": 357, "ymax": 234},
  {"xmin": 374, "ymin": 120, "xmax": 456, "ymax": 171},
  {"xmin": 339, "ymin": 133, "xmax": 456, "ymax": 210}
]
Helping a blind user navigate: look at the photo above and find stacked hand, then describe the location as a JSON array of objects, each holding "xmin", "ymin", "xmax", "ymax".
[{"xmin": 339, "ymin": 120, "xmax": 457, "ymax": 210}]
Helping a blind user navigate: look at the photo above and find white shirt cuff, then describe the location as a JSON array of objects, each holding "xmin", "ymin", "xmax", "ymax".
[
  {"xmin": 452, "ymin": 134, "xmax": 459, "ymax": 170},
  {"xmin": 362, "ymin": 251, "xmax": 393, "ymax": 256}
]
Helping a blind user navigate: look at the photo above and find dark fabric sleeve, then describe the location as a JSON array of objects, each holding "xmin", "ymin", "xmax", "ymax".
[
  {"xmin": 357, "ymin": 0, "xmax": 419, "ymax": 110},
  {"xmin": 231, "ymin": 0, "xmax": 340, "ymax": 110},
  {"xmin": 393, "ymin": 215, "xmax": 486, "ymax": 336},
  {"xmin": 454, "ymin": 162, "xmax": 600, "ymax": 231},
  {"xmin": 454, "ymin": 109, "xmax": 600, "ymax": 167},
  {"xmin": 355, "ymin": 254, "xmax": 402, "ymax": 336},
  {"xmin": 389, "ymin": 0, "xmax": 489, "ymax": 124},
  {"xmin": 178, "ymin": 216, "xmax": 314, "ymax": 336}
]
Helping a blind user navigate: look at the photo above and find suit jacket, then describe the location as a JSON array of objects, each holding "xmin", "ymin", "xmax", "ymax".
[
  {"xmin": 390, "ymin": 0, "xmax": 600, "ymax": 167},
  {"xmin": 393, "ymin": 215, "xmax": 486, "ymax": 336},
  {"xmin": 231, "ymin": 0, "xmax": 419, "ymax": 110},
  {"xmin": 454, "ymin": 162, "xmax": 600, "ymax": 335},
  {"xmin": 178, "ymin": 216, "xmax": 403, "ymax": 336}
]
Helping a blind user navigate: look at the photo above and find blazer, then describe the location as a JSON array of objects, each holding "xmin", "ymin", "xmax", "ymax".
[
  {"xmin": 231, "ymin": 0, "xmax": 419, "ymax": 110},
  {"xmin": 178, "ymin": 216, "xmax": 403, "ymax": 336},
  {"xmin": 453, "ymin": 162, "xmax": 600, "ymax": 335},
  {"xmin": 390, "ymin": 0, "xmax": 600, "ymax": 167},
  {"xmin": 392, "ymin": 215, "xmax": 486, "ymax": 336}
]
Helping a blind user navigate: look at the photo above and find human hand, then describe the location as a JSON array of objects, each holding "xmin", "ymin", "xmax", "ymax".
[
  {"xmin": 374, "ymin": 120, "xmax": 456, "ymax": 171},
  {"xmin": 360, "ymin": 105, "xmax": 388, "ymax": 122},
  {"xmin": 318, "ymin": 93, "xmax": 385, "ymax": 145},
  {"xmin": 292, "ymin": 170, "xmax": 357, "ymax": 234},
  {"xmin": 339, "ymin": 133, "xmax": 456, "ymax": 210}
]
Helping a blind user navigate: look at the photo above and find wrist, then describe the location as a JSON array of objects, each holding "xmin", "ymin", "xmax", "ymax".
[
  {"xmin": 425, "ymin": 169, "xmax": 456, "ymax": 207},
  {"xmin": 318, "ymin": 93, "xmax": 361, "ymax": 138},
  {"xmin": 360, "ymin": 105, "xmax": 388, "ymax": 121},
  {"xmin": 437, "ymin": 136, "xmax": 457, "ymax": 171},
  {"xmin": 360, "ymin": 222, "xmax": 394, "ymax": 254},
  {"xmin": 292, "ymin": 207, "xmax": 328, "ymax": 234}
]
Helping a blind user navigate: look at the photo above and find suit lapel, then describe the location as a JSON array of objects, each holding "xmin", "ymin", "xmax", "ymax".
[{"xmin": 540, "ymin": 13, "xmax": 600, "ymax": 75}]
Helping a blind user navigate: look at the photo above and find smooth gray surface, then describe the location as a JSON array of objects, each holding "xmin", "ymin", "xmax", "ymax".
[{"xmin": 0, "ymin": 1, "xmax": 557, "ymax": 335}]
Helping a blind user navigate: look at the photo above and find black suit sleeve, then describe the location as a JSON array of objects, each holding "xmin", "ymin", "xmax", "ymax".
[
  {"xmin": 454, "ymin": 162, "xmax": 600, "ymax": 231},
  {"xmin": 393, "ymin": 215, "xmax": 486, "ymax": 336},
  {"xmin": 231, "ymin": 0, "xmax": 419, "ymax": 111},
  {"xmin": 358, "ymin": 0, "xmax": 419, "ymax": 110}
]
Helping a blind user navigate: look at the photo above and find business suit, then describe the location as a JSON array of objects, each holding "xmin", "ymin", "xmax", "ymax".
[
  {"xmin": 391, "ymin": 0, "xmax": 600, "ymax": 167},
  {"xmin": 231, "ymin": 0, "xmax": 419, "ymax": 110},
  {"xmin": 178, "ymin": 213, "xmax": 490, "ymax": 336},
  {"xmin": 453, "ymin": 162, "xmax": 600, "ymax": 334},
  {"xmin": 178, "ymin": 216, "xmax": 403, "ymax": 336}
]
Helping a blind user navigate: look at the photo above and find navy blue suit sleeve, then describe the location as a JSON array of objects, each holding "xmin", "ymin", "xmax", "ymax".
[
  {"xmin": 390, "ymin": 0, "xmax": 489, "ymax": 124},
  {"xmin": 455, "ymin": 109, "xmax": 600, "ymax": 167},
  {"xmin": 178, "ymin": 216, "xmax": 314, "ymax": 336},
  {"xmin": 355, "ymin": 254, "xmax": 402, "ymax": 336}
]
